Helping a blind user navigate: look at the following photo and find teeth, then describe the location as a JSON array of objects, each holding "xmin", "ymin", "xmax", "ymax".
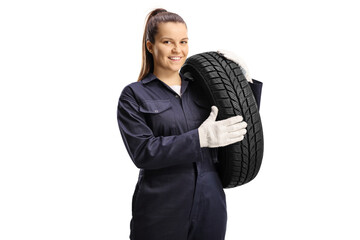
[{"xmin": 170, "ymin": 57, "xmax": 181, "ymax": 60}]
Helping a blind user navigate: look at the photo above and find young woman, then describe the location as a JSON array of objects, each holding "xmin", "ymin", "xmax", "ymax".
[{"xmin": 117, "ymin": 8, "xmax": 262, "ymax": 240}]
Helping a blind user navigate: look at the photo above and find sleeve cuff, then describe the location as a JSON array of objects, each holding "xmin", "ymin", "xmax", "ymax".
[{"xmin": 187, "ymin": 128, "xmax": 202, "ymax": 163}]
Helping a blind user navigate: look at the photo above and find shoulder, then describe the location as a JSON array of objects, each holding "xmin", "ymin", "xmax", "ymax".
[
  {"xmin": 120, "ymin": 81, "xmax": 143, "ymax": 100},
  {"xmin": 248, "ymin": 79, "xmax": 263, "ymax": 90},
  {"xmin": 250, "ymin": 79, "xmax": 263, "ymax": 86}
]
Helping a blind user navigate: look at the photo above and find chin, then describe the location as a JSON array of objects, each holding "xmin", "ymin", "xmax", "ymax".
[
  {"xmin": 172, "ymin": 64, "xmax": 185, "ymax": 72},
  {"xmin": 167, "ymin": 67, "xmax": 182, "ymax": 73}
]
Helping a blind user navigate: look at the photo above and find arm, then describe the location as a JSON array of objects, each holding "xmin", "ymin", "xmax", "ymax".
[
  {"xmin": 117, "ymin": 86, "xmax": 202, "ymax": 170},
  {"xmin": 217, "ymin": 50, "xmax": 263, "ymax": 110},
  {"xmin": 249, "ymin": 79, "xmax": 263, "ymax": 110}
]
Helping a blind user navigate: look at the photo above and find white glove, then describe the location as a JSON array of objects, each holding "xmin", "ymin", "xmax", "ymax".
[
  {"xmin": 217, "ymin": 49, "xmax": 253, "ymax": 83},
  {"xmin": 198, "ymin": 106, "xmax": 247, "ymax": 148}
]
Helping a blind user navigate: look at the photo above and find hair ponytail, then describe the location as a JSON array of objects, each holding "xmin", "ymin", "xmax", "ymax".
[{"xmin": 137, "ymin": 8, "xmax": 187, "ymax": 81}]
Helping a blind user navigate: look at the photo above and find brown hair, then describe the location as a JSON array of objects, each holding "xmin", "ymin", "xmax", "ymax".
[{"xmin": 137, "ymin": 8, "xmax": 187, "ymax": 81}]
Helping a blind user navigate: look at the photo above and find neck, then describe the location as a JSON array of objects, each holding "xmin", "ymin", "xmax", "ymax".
[{"xmin": 153, "ymin": 70, "xmax": 181, "ymax": 86}]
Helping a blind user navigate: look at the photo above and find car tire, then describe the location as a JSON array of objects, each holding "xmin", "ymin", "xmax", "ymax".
[{"xmin": 180, "ymin": 51, "xmax": 264, "ymax": 188}]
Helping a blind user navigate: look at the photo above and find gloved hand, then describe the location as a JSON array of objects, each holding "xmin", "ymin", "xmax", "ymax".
[
  {"xmin": 198, "ymin": 106, "xmax": 247, "ymax": 148},
  {"xmin": 217, "ymin": 49, "xmax": 253, "ymax": 83}
]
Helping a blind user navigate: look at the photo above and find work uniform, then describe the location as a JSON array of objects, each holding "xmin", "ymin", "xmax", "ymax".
[{"xmin": 117, "ymin": 72, "xmax": 262, "ymax": 240}]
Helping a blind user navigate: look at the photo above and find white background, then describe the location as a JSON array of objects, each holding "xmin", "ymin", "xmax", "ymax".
[{"xmin": 1, "ymin": 0, "xmax": 359, "ymax": 239}]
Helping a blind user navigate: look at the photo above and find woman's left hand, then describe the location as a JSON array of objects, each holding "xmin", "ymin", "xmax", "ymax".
[{"xmin": 217, "ymin": 49, "xmax": 253, "ymax": 83}]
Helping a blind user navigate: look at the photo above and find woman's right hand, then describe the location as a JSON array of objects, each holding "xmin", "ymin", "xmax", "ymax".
[{"xmin": 198, "ymin": 106, "xmax": 247, "ymax": 148}]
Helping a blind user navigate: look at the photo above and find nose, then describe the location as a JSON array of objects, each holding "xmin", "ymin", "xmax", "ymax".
[{"xmin": 172, "ymin": 43, "xmax": 180, "ymax": 53}]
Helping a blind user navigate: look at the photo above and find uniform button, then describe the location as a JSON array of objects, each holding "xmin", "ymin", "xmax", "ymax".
[
  {"xmin": 154, "ymin": 110, "xmax": 159, "ymax": 113},
  {"xmin": 175, "ymin": 95, "xmax": 179, "ymax": 98}
]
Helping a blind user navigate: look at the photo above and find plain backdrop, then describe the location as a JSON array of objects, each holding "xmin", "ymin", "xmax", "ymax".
[{"xmin": 1, "ymin": 0, "xmax": 359, "ymax": 239}]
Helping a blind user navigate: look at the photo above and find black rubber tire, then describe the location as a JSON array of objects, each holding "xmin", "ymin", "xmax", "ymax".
[{"xmin": 180, "ymin": 51, "xmax": 264, "ymax": 188}]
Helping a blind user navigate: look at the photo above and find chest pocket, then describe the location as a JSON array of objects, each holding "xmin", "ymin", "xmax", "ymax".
[
  {"xmin": 191, "ymin": 96, "xmax": 211, "ymax": 124},
  {"xmin": 139, "ymin": 100, "xmax": 175, "ymax": 136}
]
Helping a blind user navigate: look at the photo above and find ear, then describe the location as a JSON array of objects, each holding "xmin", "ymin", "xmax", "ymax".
[{"xmin": 146, "ymin": 40, "xmax": 153, "ymax": 54}]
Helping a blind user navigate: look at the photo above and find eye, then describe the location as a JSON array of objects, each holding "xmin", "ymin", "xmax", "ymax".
[
  {"xmin": 181, "ymin": 41, "xmax": 188, "ymax": 44},
  {"xmin": 163, "ymin": 41, "xmax": 171, "ymax": 44}
]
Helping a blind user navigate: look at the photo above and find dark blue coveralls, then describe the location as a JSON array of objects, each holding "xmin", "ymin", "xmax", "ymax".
[{"xmin": 117, "ymin": 72, "xmax": 262, "ymax": 240}]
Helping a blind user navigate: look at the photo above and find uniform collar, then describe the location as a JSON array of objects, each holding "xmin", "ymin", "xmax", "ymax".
[{"xmin": 141, "ymin": 72, "xmax": 193, "ymax": 85}]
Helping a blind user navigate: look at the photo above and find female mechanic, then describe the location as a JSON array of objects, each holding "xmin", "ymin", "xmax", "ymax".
[{"xmin": 117, "ymin": 8, "xmax": 262, "ymax": 240}]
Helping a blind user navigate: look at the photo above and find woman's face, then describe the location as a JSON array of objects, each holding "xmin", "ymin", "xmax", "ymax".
[{"xmin": 147, "ymin": 22, "xmax": 189, "ymax": 75}]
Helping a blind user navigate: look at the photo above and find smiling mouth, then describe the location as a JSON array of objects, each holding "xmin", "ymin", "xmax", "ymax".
[{"xmin": 169, "ymin": 56, "xmax": 182, "ymax": 61}]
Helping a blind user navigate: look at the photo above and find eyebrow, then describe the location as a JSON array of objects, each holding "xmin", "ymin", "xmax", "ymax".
[{"xmin": 160, "ymin": 37, "xmax": 189, "ymax": 40}]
